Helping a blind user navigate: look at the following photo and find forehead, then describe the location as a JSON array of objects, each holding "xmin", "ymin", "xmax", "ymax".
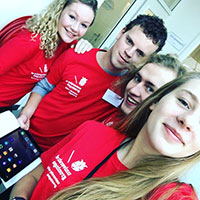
[
  {"xmin": 138, "ymin": 63, "xmax": 177, "ymax": 88},
  {"xmin": 63, "ymin": 2, "xmax": 94, "ymax": 21},
  {"xmin": 173, "ymin": 78, "xmax": 200, "ymax": 97},
  {"xmin": 126, "ymin": 26, "xmax": 158, "ymax": 56}
]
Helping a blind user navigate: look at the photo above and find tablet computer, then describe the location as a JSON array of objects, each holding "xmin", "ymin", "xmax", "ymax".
[{"xmin": 0, "ymin": 111, "xmax": 42, "ymax": 194}]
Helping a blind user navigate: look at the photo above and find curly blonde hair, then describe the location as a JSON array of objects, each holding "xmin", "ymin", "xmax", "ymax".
[
  {"xmin": 26, "ymin": 0, "xmax": 67, "ymax": 58},
  {"xmin": 25, "ymin": 0, "xmax": 97, "ymax": 58}
]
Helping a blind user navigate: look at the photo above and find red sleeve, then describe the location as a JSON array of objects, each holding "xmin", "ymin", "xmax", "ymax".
[
  {"xmin": 46, "ymin": 47, "xmax": 78, "ymax": 86},
  {"xmin": 0, "ymin": 29, "xmax": 40, "ymax": 75},
  {"xmin": 41, "ymin": 121, "xmax": 90, "ymax": 168},
  {"xmin": 148, "ymin": 182, "xmax": 198, "ymax": 200}
]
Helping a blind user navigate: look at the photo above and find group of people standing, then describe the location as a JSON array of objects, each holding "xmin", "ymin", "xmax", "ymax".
[{"xmin": 0, "ymin": 0, "xmax": 199, "ymax": 200}]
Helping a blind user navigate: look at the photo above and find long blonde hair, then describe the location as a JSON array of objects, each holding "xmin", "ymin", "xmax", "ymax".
[
  {"xmin": 26, "ymin": 0, "xmax": 97, "ymax": 58},
  {"xmin": 49, "ymin": 72, "xmax": 200, "ymax": 200}
]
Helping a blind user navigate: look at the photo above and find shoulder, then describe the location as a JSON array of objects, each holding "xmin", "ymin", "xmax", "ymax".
[
  {"xmin": 17, "ymin": 29, "xmax": 40, "ymax": 42},
  {"xmin": 78, "ymin": 120, "xmax": 113, "ymax": 131},
  {"xmin": 59, "ymin": 48, "xmax": 101, "ymax": 60},
  {"xmin": 77, "ymin": 120, "xmax": 124, "ymax": 140},
  {"xmin": 5, "ymin": 28, "xmax": 41, "ymax": 49}
]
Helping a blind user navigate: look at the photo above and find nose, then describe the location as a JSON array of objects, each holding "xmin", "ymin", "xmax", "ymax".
[
  {"xmin": 177, "ymin": 115, "xmax": 192, "ymax": 132},
  {"xmin": 71, "ymin": 22, "xmax": 79, "ymax": 33},
  {"xmin": 129, "ymin": 82, "xmax": 143, "ymax": 97},
  {"xmin": 125, "ymin": 46, "xmax": 137, "ymax": 58}
]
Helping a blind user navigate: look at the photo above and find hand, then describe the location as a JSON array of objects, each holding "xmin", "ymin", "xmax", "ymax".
[
  {"xmin": 17, "ymin": 113, "xmax": 30, "ymax": 130},
  {"xmin": 72, "ymin": 38, "xmax": 93, "ymax": 54}
]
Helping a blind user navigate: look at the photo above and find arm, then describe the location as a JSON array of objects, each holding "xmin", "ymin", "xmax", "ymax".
[
  {"xmin": 9, "ymin": 164, "xmax": 44, "ymax": 200},
  {"xmin": 72, "ymin": 38, "xmax": 93, "ymax": 54},
  {"xmin": 0, "ymin": 30, "xmax": 40, "ymax": 75},
  {"xmin": 18, "ymin": 77, "xmax": 55, "ymax": 130}
]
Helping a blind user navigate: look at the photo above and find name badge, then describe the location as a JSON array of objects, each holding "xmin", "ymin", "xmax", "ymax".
[{"xmin": 102, "ymin": 89, "xmax": 123, "ymax": 107}]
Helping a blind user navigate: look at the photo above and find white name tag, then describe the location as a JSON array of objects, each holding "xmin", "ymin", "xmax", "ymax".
[{"xmin": 102, "ymin": 89, "xmax": 123, "ymax": 107}]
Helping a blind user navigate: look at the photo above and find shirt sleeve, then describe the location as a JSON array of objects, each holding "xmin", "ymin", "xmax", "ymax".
[
  {"xmin": 0, "ymin": 29, "xmax": 40, "ymax": 75},
  {"xmin": 41, "ymin": 121, "xmax": 91, "ymax": 168},
  {"xmin": 46, "ymin": 48, "xmax": 73, "ymax": 85},
  {"xmin": 32, "ymin": 77, "xmax": 55, "ymax": 97}
]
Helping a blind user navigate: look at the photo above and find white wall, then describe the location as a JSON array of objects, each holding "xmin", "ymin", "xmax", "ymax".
[
  {"xmin": 0, "ymin": 0, "xmax": 104, "ymax": 29},
  {"xmin": 0, "ymin": 0, "xmax": 52, "ymax": 29},
  {"xmin": 160, "ymin": 0, "xmax": 200, "ymax": 60}
]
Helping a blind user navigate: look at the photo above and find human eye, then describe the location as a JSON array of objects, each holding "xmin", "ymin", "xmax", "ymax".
[
  {"xmin": 133, "ymin": 74, "xmax": 141, "ymax": 83},
  {"xmin": 69, "ymin": 14, "xmax": 75, "ymax": 20},
  {"xmin": 177, "ymin": 97, "xmax": 190, "ymax": 109},
  {"xmin": 126, "ymin": 36, "xmax": 133, "ymax": 45},
  {"xmin": 81, "ymin": 23, "xmax": 88, "ymax": 29},
  {"xmin": 146, "ymin": 85, "xmax": 154, "ymax": 93},
  {"xmin": 136, "ymin": 50, "xmax": 145, "ymax": 57}
]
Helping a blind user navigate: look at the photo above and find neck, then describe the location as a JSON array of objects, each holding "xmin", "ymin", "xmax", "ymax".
[
  {"xmin": 97, "ymin": 50, "xmax": 127, "ymax": 76},
  {"xmin": 118, "ymin": 124, "xmax": 157, "ymax": 169}
]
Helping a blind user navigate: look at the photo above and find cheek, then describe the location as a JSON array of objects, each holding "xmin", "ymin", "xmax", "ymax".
[
  {"xmin": 142, "ymin": 93, "xmax": 151, "ymax": 101},
  {"xmin": 126, "ymin": 80, "xmax": 136, "ymax": 91},
  {"xmin": 191, "ymin": 134, "xmax": 200, "ymax": 152},
  {"xmin": 131, "ymin": 55, "xmax": 141, "ymax": 65},
  {"xmin": 116, "ymin": 39, "xmax": 126, "ymax": 50},
  {"xmin": 78, "ymin": 28, "xmax": 88, "ymax": 37}
]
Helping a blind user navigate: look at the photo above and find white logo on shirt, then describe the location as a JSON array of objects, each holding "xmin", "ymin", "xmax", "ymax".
[
  {"xmin": 31, "ymin": 64, "xmax": 48, "ymax": 80},
  {"xmin": 44, "ymin": 64, "xmax": 48, "ymax": 72},
  {"xmin": 65, "ymin": 76, "xmax": 88, "ymax": 97},
  {"xmin": 71, "ymin": 160, "xmax": 88, "ymax": 172}
]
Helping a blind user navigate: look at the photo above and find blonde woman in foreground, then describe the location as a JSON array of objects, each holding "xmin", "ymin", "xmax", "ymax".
[
  {"xmin": 47, "ymin": 72, "xmax": 200, "ymax": 200},
  {"xmin": 10, "ymin": 72, "xmax": 200, "ymax": 200}
]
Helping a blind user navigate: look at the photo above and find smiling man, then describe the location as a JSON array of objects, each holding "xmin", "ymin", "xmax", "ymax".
[{"xmin": 18, "ymin": 15, "xmax": 167, "ymax": 151}]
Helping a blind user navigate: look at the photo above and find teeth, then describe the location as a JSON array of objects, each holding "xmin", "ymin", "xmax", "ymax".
[
  {"xmin": 127, "ymin": 96, "xmax": 138, "ymax": 105},
  {"xmin": 65, "ymin": 28, "xmax": 75, "ymax": 38}
]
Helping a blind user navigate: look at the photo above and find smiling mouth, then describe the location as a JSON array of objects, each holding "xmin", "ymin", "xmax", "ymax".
[
  {"xmin": 65, "ymin": 28, "xmax": 76, "ymax": 38},
  {"xmin": 119, "ymin": 54, "xmax": 129, "ymax": 64},
  {"xmin": 163, "ymin": 123, "xmax": 185, "ymax": 145},
  {"xmin": 127, "ymin": 96, "xmax": 139, "ymax": 105}
]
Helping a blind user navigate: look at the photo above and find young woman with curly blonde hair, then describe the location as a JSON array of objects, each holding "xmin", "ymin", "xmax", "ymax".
[{"xmin": 0, "ymin": 0, "xmax": 97, "ymax": 111}]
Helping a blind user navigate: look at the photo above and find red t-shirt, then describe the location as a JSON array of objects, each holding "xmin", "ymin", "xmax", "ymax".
[
  {"xmin": 148, "ymin": 182, "xmax": 198, "ymax": 200},
  {"xmin": 29, "ymin": 48, "xmax": 119, "ymax": 150},
  {"xmin": 0, "ymin": 29, "xmax": 74, "ymax": 106},
  {"xmin": 30, "ymin": 120, "xmax": 127, "ymax": 200}
]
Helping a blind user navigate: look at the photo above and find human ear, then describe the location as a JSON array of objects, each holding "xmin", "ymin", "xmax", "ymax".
[
  {"xmin": 116, "ymin": 28, "xmax": 126, "ymax": 40},
  {"xmin": 149, "ymin": 103, "xmax": 156, "ymax": 111}
]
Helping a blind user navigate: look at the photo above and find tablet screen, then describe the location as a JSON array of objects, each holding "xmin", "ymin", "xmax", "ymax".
[{"xmin": 0, "ymin": 128, "xmax": 42, "ymax": 181}]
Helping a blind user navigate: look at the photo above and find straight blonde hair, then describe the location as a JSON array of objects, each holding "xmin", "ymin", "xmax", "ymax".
[{"xmin": 49, "ymin": 72, "xmax": 200, "ymax": 200}]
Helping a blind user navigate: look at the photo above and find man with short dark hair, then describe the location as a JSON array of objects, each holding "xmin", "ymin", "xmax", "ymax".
[{"xmin": 18, "ymin": 14, "xmax": 167, "ymax": 150}]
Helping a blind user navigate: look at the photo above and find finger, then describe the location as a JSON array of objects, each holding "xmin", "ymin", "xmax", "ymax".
[
  {"xmin": 78, "ymin": 43, "xmax": 93, "ymax": 54},
  {"xmin": 78, "ymin": 43, "xmax": 90, "ymax": 54},
  {"xmin": 74, "ymin": 39, "xmax": 85, "ymax": 53},
  {"xmin": 17, "ymin": 114, "xmax": 29, "ymax": 130},
  {"xmin": 71, "ymin": 44, "xmax": 75, "ymax": 48},
  {"xmin": 75, "ymin": 39, "xmax": 93, "ymax": 54}
]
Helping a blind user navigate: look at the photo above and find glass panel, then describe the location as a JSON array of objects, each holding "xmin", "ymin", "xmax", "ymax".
[
  {"xmin": 83, "ymin": 0, "xmax": 136, "ymax": 48},
  {"xmin": 163, "ymin": 0, "xmax": 181, "ymax": 11}
]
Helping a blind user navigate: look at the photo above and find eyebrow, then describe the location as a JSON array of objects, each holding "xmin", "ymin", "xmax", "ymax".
[
  {"xmin": 137, "ymin": 49, "xmax": 145, "ymax": 57},
  {"xmin": 127, "ymin": 34, "xmax": 146, "ymax": 57},
  {"xmin": 181, "ymin": 89, "xmax": 198, "ymax": 102},
  {"xmin": 70, "ymin": 10, "xmax": 91, "ymax": 25},
  {"xmin": 126, "ymin": 35, "xmax": 134, "ymax": 45},
  {"xmin": 136, "ymin": 72, "xmax": 156, "ymax": 88}
]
